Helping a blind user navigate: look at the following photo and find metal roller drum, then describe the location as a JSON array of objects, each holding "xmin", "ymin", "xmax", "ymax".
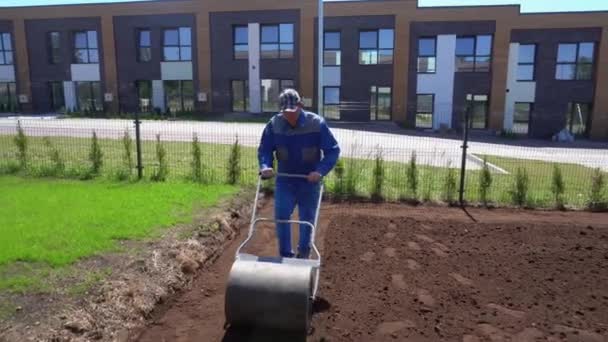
[{"xmin": 225, "ymin": 260, "xmax": 314, "ymax": 332}]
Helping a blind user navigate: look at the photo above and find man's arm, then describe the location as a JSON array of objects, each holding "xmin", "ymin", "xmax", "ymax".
[
  {"xmin": 315, "ymin": 120, "xmax": 340, "ymax": 176},
  {"xmin": 258, "ymin": 122, "xmax": 275, "ymax": 171}
]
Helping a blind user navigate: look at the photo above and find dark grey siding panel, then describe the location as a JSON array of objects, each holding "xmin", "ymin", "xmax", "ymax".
[
  {"xmin": 209, "ymin": 10, "xmax": 300, "ymax": 113},
  {"xmin": 114, "ymin": 14, "xmax": 197, "ymax": 113},
  {"xmin": 314, "ymin": 15, "xmax": 395, "ymax": 121},
  {"xmin": 408, "ymin": 21, "xmax": 496, "ymax": 129},
  {"xmin": 25, "ymin": 17, "xmax": 103, "ymax": 112},
  {"xmin": 511, "ymin": 28, "xmax": 601, "ymax": 138}
]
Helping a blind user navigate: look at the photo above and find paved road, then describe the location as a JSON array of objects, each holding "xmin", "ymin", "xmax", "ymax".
[{"xmin": 1, "ymin": 117, "xmax": 607, "ymax": 172}]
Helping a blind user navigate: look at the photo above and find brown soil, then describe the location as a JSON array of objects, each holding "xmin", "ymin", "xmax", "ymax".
[{"xmin": 135, "ymin": 203, "xmax": 608, "ymax": 342}]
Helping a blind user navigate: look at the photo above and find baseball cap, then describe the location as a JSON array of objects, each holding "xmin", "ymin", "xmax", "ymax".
[{"xmin": 279, "ymin": 88, "xmax": 302, "ymax": 112}]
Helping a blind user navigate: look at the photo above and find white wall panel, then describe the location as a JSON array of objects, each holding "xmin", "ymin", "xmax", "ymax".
[
  {"xmin": 70, "ymin": 64, "xmax": 101, "ymax": 81},
  {"xmin": 0, "ymin": 65, "xmax": 15, "ymax": 82},
  {"xmin": 248, "ymin": 23, "xmax": 261, "ymax": 113},
  {"xmin": 160, "ymin": 62, "xmax": 193, "ymax": 81}
]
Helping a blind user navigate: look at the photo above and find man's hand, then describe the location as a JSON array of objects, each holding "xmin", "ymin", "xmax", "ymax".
[
  {"xmin": 260, "ymin": 168, "xmax": 274, "ymax": 179},
  {"xmin": 307, "ymin": 171, "xmax": 322, "ymax": 183}
]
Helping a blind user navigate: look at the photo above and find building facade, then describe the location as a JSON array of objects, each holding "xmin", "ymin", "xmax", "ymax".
[{"xmin": 1, "ymin": 0, "xmax": 608, "ymax": 139}]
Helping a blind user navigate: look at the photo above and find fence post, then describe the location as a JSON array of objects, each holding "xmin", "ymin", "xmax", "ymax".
[
  {"xmin": 459, "ymin": 100, "xmax": 471, "ymax": 206},
  {"xmin": 134, "ymin": 111, "xmax": 143, "ymax": 180}
]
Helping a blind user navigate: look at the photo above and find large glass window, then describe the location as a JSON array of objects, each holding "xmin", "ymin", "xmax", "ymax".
[
  {"xmin": 163, "ymin": 27, "xmax": 192, "ymax": 61},
  {"xmin": 47, "ymin": 32, "xmax": 61, "ymax": 65},
  {"xmin": 0, "ymin": 82, "xmax": 17, "ymax": 112},
  {"xmin": 231, "ymin": 80, "xmax": 249, "ymax": 112},
  {"xmin": 556, "ymin": 42, "xmax": 595, "ymax": 80},
  {"xmin": 49, "ymin": 81, "xmax": 65, "ymax": 112},
  {"xmin": 261, "ymin": 79, "xmax": 293, "ymax": 112},
  {"xmin": 138, "ymin": 29, "xmax": 152, "ymax": 62},
  {"xmin": 136, "ymin": 80, "xmax": 152, "ymax": 112},
  {"xmin": 76, "ymin": 81, "xmax": 102, "ymax": 112},
  {"xmin": 323, "ymin": 87, "xmax": 340, "ymax": 120},
  {"xmin": 0, "ymin": 33, "xmax": 13, "ymax": 65},
  {"xmin": 73, "ymin": 31, "xmax": 99, "ymax": 64},
  {"xmin": 456, "ymin": 35, "xmax": 492, "ymax": 72},
  {"xmin": 517, "ymin": 44, "xmax": 536, "ymax": 81},
  {"xmin": 416, "ymin": 94, "xmax": 434, "ymax": 128},
  {"xmin": 370, "ymin": 86, "xmax": 391, "ymax": 121},
  {"xmin": 418, "ymin": 37, "xmax": 436, "ymax": 73},
  {"xmin": 324, "ymin": 31, "xmax": 341, "ymax": 66},
  {"xmin": 233, "ymin": 26, "xmax": 248, "ymax": 60},
  {"xmin": 359, "ymin": 29, "xmax": 394, "ymax": 65},
  {"xmin": 261, "ymin": 24, "xmax": 294, "ymax": 59},
  {"xmin": 566, "ymin": 102, "xmax": 591, "ymax": 136},
  {"xmin": 466, "ymin": 94, "xmax": 488, "ymax": 129},
  {"xmin": 513, "ymin": 102, "xmax": 532, "ymax": 135},
  {"xmin": 164, "ymin": 80, "xmax": 194, "ymax": 113}
]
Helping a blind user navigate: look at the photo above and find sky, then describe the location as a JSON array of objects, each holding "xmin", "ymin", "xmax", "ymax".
[{"xmin": 1, "ymin": 0, "xmax": 608, "ymax": 12}]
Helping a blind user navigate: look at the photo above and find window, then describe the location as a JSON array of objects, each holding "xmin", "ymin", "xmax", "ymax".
[
  {"xmin": 359, "ymin": 29, "xmax": 394, "ymax": 65},
  {"xmin": 0, "ymin": 33, "xmax": 13, "ymax": 65},
  {"xmin": 261, "ymin": 24, "xmax": 294, "ymax": 59},
  {"xmin": 261, "ymin": 79, "xmax": 294, "ymax": 112},
  {"xmin": 233, "ymin": 26, "xmax": 248, "ymax": 60},
  {"xmin": 47, "ymin": 32, "xmax": 61, "ymax": 65},
  {"xmin": 138, "ymin": 29, "xmax": 152, "ymax": 62},
  {"xmin": 163, "ymin": 27, "xmax": 192, "ymax": 61},
  {"xmin": 49, "ymin": 82, "xmax": 65, "ymax": 112},
  {"xmin": 0, "ymin": 82, "xmax": 17, "ymax": 112},
  {"xmin": 456, "ymin": 35, "xmax": 492, "ymax": 72},
  {"xmin": 418, "ymin": 37, "xmax": 436, "ymax": 73},
  {"xmin": 416, "ymin": 94, "xmax": 434, "ymax": 128},
  {"xmin": 370, "ymin": 86, "xmax": 391, "ymax": 120},
  {"xmin": 73, "ymin": 31, "xmax": 99, "ymax": 64},
  {"xmin": 231, "ymin": 80, "xmax": 249, "ymax": 112},
  {"xmin": 513, "ymin": 102, "xmax": 532, "ymax": 135},
  {"xmin": 556, "ymin": 42, "xmax": 595, "ymax": 80},
  {"xmin": 164, "ymin": 80, "xmax": 194, "ymax": 113},
  {"xmin": 517, "ymin": 44, "xmax": 535, "ymax": 81},
  {"xmin": 323, "ymin": 87, "xmax": 340, "ymax": 120},
  {"xmin": 76, "ymin": 81, "xmax": 102, "ymax": 112},
  {"xmin": 566, "ymin": 102, "xmax": 591, "ymax": 136},
  {"xmin": 136, "ymin": 80, "xmax": 152, "ymax": 112},
  {"xmin": 466, "ymin": 94, "xmax": 488, "ymax": 129},
  {"xmin": 324, "ymin": 31, "xmax": 341, "ymax": 66}
]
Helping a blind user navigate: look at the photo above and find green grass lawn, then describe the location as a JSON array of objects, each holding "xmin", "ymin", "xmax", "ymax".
[{"xmin": 0, "ymin": 176, "xmax": 237, "ymax": 292}]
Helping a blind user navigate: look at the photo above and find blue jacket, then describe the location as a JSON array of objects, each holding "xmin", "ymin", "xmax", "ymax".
[{"xmin": 258, "ymin": 111, "xmax": 340, "ymax": 179}]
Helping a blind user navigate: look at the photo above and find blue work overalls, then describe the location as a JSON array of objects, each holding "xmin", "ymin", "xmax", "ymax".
[{"xmin": 258, "ymin": 111, "xmax": 340, "ymax": 258}]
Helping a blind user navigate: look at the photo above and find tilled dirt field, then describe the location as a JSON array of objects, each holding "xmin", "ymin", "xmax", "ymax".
[{"xmin": 135, "ymin": 203, "xmax": 608, "ymax": 342}]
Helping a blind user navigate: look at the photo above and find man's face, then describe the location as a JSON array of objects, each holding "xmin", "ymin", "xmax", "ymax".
[{"xmin": 282, "ymin": 105, "xmax": 301, "ymax": 126}]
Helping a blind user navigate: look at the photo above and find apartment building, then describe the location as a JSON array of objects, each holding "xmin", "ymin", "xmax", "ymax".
[{"xmin": 0, "ymin": 0, "xmax": 607, "ymax": 139}]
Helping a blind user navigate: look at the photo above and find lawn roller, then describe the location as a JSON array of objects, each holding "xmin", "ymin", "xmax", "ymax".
[{"xmin": 224, "ymin": 173, "xmax": 323, "ymax": 333}]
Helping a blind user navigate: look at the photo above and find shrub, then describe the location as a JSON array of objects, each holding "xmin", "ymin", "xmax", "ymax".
[
  {"xmin": 43, "ymin": 137, "xmax": 65, "ymax": 177},
  {"xmin": 479, "ymin": 157, "xmax": 493, "ymax": 206},
  {"xmin": 89, "ymin": 131, "xmax": 103, "ymax": 176},
  {"xmin": 332, "ymin": 158, "xmax": 346, "ymax": 198},
  {"xmin": 443, "ymin": 162, "xmax": 457, "ymax": 205},
  {"xmin": 405, "ymin": 151, "xmax": 419, "ymax": 200},
  {"xmin": 114, "ymin": 129, "xmax": 134, "ymax": 181},
  {"xmin": 151, "ymin": 134, "xmax": 168, "ymax": 182},
  {"xmin": 550, "ymin": 164, "xmax": 565, "ymax": 209},
  {"xmin": 587, "ymin": 168, "xmax": 606, "ymax": 211},
  {"xmin": 509, "ymin": 167, "xmax": 529, "ymax": 207},
  {"xmin": 370, "ymin": 148, "xmax": 385, "ymax": 201},
  {"xmin": 421, "ymin": 169, "xmax": 434, "ymax": 202},
  {"xmin": 226, "ymin": 136, "xmax": 241, "ymax": 185},
  {"xmin": 13, "ymin": 121, "xmax": 28, "ymax": 170},
  {"xmin": 191, "ymin": 133, "xmax": 203, "ymax": 183}
]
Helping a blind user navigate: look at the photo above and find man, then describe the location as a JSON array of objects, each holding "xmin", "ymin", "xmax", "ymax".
[{"xmin": 258, "ymin": 89, "xmax": 340, "ymax": 259}]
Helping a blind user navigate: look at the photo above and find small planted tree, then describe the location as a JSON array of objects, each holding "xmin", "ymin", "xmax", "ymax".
[
  {"xmin": 587, "ymin": 168, "xmax": 606, "ymax": 211},
  {"xmin": 44, "ymin": 137, "xmax": 65, "ymax": 176},
  {"xmin": 13, "ymin": 121, "xmax": 28, "ymax": 170},
  {"xmin": 89, "ymin": 131, "xmax": 103, "ymax": 176},
  {"xmin": 405, "ymin": 151, "xmax": 419, "ymax": 200},
  {"xmin": 191, "ymin": 133, "xmax": 203, "ymax": 183},
  {"xmin": 151, "ymin": 134, "xmax": 168, "ymax": 182},
  {"xmin": 370, "ymin": 148, "xmax": 385, "ymax": 201},
  {"xmin": 332, "ymin": 158, "xmax": 346, "ymax": 199},
  {"xmin": 443, "ymin": 162, "xmax": 457, "ymax": 205},
  {"xmin": 226, "ymin": 136, "xmax": 241, "ymax": 185},
  {"xmin": 479, "ymin": 157, "xmax": 493, "ymax": 206},
  {"xmin": 421, "ymin": 169, "xmax": 434, "ymax": 202},
  {"xmin": 510, "ymin": 167, "xmax": 529, "ymax": 207},
  {"xmin": 550, "ymin": 164, "xmax": 565, "ymax": 209},
  {"xmin": 114, "ymin": 129, "xmax": 134, "ymax": 181}
]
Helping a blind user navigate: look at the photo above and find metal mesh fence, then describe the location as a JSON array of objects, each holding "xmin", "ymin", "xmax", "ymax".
[{"xmin": 0, "ymin": 115, "xmax": 606, "ymax": 209}]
